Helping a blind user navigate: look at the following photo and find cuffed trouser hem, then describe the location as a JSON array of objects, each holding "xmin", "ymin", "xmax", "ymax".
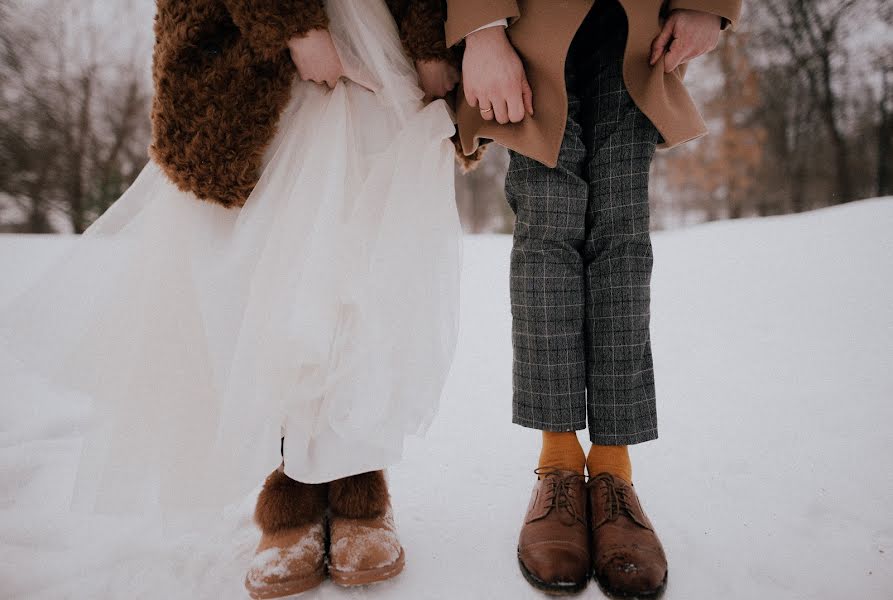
[
  {"xmin": 512, "ymin": 415, "xmax": 587, "ymax": 434},
  {"xmin": 589, "ymin": 428, "xmax": 658, "ymax": 446},
  {"xmin": 512, "ymin": 416, "xmax": 659, "ymax": 446}
]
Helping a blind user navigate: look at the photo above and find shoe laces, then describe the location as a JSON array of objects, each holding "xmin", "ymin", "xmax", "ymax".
[
  {"xmin": 592, "ymin": 473, "xmax": 651, "ymax": 530},
  {"xmin": 535, "ymin": 467, "xmax": 585, "ymax": 526}
]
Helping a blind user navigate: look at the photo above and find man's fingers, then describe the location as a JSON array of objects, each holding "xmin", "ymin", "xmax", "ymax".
[
  {"xmin": 665, "ymin": 55, "xmax": 688, "ymax": 72},
  {"xmin": 507, "ymin": 92, "xmax": 525, "ymax": 123},
  {"xmin": 479, "ymin": 98, "xmax": 495, "ymax": 121},
  {"xmin": 521, "ymin": 78, "xmax": 534, "ymax": 116},
  {"xmin": 688, "ymin": 38, "xmax": 717, "ymax": 63},
  {"xmin": 663, "ymin": 40, "xmax": 689, "ymax": 72},
  {"xmin": 651, "ymin": 20, "xmax": 675, "ymax": 65},
  {"xmin": 664, "ymin": 53, "xmax": 681, "ymax": 73},
  {"xmin": 683, "ymin": 47, "xmax": 707, "ymax": 65},
  {"xmin": 479, "ymin": 81, "xmax": 531, "ymax": 124},
  {"xmin": 465, "ymin": 86, "xmax": 479, "ymax": 108},
  {"xmin": 493, "ymin": 99, "xmax": 510, "ymax": 125}
]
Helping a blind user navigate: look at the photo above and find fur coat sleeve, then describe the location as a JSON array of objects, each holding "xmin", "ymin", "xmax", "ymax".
[
  {"xmin": 386, "ymin": 0, "xmax": 454, "ymax": 63},
  {"xmin": 222, "ymin": 0, "xmax": 329, "ymax": 60}
]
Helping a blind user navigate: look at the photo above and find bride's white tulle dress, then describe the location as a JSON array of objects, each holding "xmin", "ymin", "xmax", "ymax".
[{"xmin": 0, "ymin": 0, "xmax": 461, "ymax": 513}]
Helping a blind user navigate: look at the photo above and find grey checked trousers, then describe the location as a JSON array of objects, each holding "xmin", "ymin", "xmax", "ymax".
[{"xmin": 506, "ymin": 2, "xmax": 660, "ymax": 445}]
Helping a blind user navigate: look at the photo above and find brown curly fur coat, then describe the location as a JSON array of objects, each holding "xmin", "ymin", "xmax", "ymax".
[{"xmin": 150, "ymin": 0, "xmax": 456, "ymax": 208}]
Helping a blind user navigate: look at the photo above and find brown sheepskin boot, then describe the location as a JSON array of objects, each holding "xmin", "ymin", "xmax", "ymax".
[
  {"xmin": 244, "ymin": 467, "xmax": 328, "ymax": 599},
  {"xmin": 327, "ymin": 470, "xmax": 405, "ymax": 587}
]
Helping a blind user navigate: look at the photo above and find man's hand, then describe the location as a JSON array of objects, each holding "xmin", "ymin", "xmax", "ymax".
[
  {"xmin": 416, "ymin": 59, "xmax": 460, "ymax": 100},
  {"xmin": 650, "ymin": 9, "xmax": 722, "ymax": 73},
  {"xmin": 288, "ymin": 29, "xmax": 344, "ymax": 88},
  {"xmin": 462, "ymin": 26, "xmax": 533, "ymax": 124}
]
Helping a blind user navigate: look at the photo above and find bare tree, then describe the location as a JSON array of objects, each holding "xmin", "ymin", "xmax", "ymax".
[
  {"xmin": 877, "ymin": 60, "xmax": 893, "ymax": 197},
  {"xmin": 0, "ymin": 0, "xmax": 151, "ymax": 233},
  {"xmin": 0, "ymin": 0, "xmax": 57, "ymax": 231},
  {"xmin": 757, "ymin": 0, "xmax": 863, "ymax": 204}
]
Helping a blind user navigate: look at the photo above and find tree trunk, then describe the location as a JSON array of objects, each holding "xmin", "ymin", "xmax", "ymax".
[
  {"xmin": 878, "ymin": 70, "xmax": 893, "ymax": 197},
  {"xmin": 816, "ymin": 50, "xmax": 853, "ymax": 203},
  {"xmin": 67, "ymin": 73, "xmax": 93, "ymax": 234},
  {"xmin": 827, "ymin": 117, "xmax": 853, "ymax": 203}
]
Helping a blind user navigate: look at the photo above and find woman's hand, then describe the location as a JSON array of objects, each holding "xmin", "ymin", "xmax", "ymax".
[
  {"xmin": 415, "ymin": 59, "xmax": 460, "ymax": 100},
  {"xmin": 288, "ymin": 29, "xmax": 345, "ymax": 88}
]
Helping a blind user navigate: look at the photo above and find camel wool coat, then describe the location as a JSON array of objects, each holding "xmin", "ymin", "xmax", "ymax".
[
  {"xmin": 150, "ymin": 0, "xmax": 451, "ymax": 208},
  {"xmin": 445, "ymin": 0, "xmax": 742, "ymax": 167}
]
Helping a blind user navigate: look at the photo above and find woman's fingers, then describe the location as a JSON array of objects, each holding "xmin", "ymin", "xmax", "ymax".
[
  {"xmin": 415, "ymin": 59, "xmax": 459, "ymax": 99},
  {"xmin": 447, "ymin": 71, "xmax": 460, "ymax": 93},
  {"xmin": 288, "ymin": 29, "xmax": 345, "ymax": 89}
]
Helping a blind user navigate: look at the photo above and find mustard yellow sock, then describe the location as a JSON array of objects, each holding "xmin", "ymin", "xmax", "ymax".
[
  {"xmin": 587, "ymin": 444, "xmax": 632, "ymax": 483},
  {"xmin": 538, "ymin": 431, "xmax": 585, "ymax": 475}
]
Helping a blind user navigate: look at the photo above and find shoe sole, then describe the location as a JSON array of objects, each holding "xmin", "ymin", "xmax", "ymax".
[
  {"xmin": 517, "ymin": 550, "xmax": 588, "ymax": 596},
  {"xmin": 244, "ymin": 564, "xmax": 327, "ymax": 599},
  {"xmin": 594, "ymin": 571, "xmax": 668, "ymax": 600},
  {"xmin": 330, "ymin": 547, "xmax": 405, "ymax": 587}
]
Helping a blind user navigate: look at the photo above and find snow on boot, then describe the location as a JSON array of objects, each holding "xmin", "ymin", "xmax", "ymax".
[
  {"xmin": 245, "ymin": 468, "xmax": 328, "ymax": 599},
  {"xmin": 327, "ymin": 470, "xmax": 405, "ymax": 586}
]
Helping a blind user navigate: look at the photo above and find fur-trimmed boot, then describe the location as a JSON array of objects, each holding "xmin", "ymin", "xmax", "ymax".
[
  {"xmin": 245, "ymin": 468, "xmax": 328, "ymax": 599},
  {"xmin": 327, "ymin": 470, "xmax": 405, "ymax": 586}
]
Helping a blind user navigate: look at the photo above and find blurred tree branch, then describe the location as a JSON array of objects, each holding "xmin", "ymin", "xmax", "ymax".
[
  {"xmin": 0, "ymin": 0, "xmax": 150, "ymax": 233},
  {"xmin": 759, "ymin": 0, "xmax": 859, "ymax": 203}
]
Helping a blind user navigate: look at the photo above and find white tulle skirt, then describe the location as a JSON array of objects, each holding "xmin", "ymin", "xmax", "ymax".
[{"xmin": 0, "ymin": 0, "xmax": 461, "ymax": 513}]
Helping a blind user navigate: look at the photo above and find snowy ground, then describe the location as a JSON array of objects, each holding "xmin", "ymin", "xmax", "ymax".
[{"xmin": 1, "ymin": 198, "xmax": 891, "ymax": 599}]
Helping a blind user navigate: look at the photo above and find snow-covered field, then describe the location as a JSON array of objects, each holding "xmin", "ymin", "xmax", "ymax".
[{"xmin": 1, "ymin": 199, "xmax": 891, "ymax": 599}]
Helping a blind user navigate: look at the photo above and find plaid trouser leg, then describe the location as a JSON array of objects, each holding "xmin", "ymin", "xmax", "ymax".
[
  {"xmin": 506, "ymin": 0, "xmax": 660, "ymax": 443},
  {"xmin": 506, "ymin": 82, "xmax": 589, "ymax": 432},
  {"xmin": 580, "ymin": 26, "xmax": 660, "ymax": 445}
]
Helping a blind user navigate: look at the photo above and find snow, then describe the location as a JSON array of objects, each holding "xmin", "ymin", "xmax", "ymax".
[
  {"xmin": 1, "ymin": 198, "xmax": 892, "ymax": 599},
  {"xmin": 246, "ymin": 524, "xmax": 325, "ymax": 586},
  {"xmin": 329, "ymin": 511, "xmax": 401, "ymax": 573}
]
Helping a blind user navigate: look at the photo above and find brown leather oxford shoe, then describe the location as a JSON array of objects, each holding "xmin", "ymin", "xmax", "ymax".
[
  {"xmin": 589, "ymin": 473, "xmax": 668, "ymax": 598},
  {"xmin": 517, "ymin": 469, "xmax": 591, "ymax": 595}
]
